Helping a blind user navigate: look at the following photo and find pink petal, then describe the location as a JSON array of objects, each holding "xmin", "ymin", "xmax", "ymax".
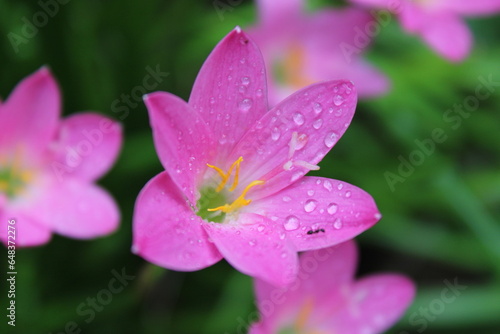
[
  {"xmin": 188, "ymin": 28, "xmax": 268, "ymax": 160},
  {"xmin": 419, "ymin": 13, "xmax": 472, "ymax": 62},
  {"xmin": 25, "ymin": 175, "xmax": 120, "ymax": 239},
  {"xmin": 329, "ymin": 274, "xmax": 415, "ymax": 333},
  {"xmin": 133, "ymin": 172, "xmax": 222, "ymax": 271},
  {"xmin": 348, "ymin": 0, "xmax": 393, "ymax": 8},
  {"xmin": 229, "ymin": 81, "xmax": 357, "ymax": 200},
  {"xmin": 0, "ymin": 67, "xmax": 60, "ymax": 159},
  {"xmin": 256, "ymin": 0, "xmax": 303, "ymax": 25},
  {"xmin": 0, "ymin": 211, "xmax": 52, "ymax": 247},
  {"xmin": 435, "ymin": 0, "xmax": 500, "ymax": 15},
  {"xmin": 252, "ymin": 242, "xmax": 358, "ymax": 333},
  {"xmin": 144, "ymin": 92, "xmax": 216, "ymax": 204},
  {"xmin": 49, "ymin": 113, "xmax": 122, "ymax": 182},
  {"xmin": 253, "ymin": 177, "xmax": 380, "ymax": 252},
  {"xmin": 203, "ymin": 214, "xmax": 298, "ymax": 286}
]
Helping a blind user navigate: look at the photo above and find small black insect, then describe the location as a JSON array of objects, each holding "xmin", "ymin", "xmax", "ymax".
[{"xmin": 307, "ymin": 228, "xmax": 325, "ymax": 235}]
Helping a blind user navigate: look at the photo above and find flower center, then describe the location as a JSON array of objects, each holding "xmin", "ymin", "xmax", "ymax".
[
  {"xmin": 274, "ymin": 44, "xmax": 315, "ymax": 89},
  {"xmin": 196, "ymin": 156, "xmax": 264, "ymax": 222},
  {"xmin": 277, "ymin": 298, "xmax": 329, "ymax": 334},
  {"xmin": 0, "ymin": 149, "xmax": 34, "ymax": 199}
]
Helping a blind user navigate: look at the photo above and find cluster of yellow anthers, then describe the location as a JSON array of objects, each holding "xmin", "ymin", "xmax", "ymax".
[
  {"xmin": 206, "ymin": 157, "xmax": 264, "ymax": 214},
  {"xmin": 0, "ymin": 151, "xmax": 33, "ymax": 197}
]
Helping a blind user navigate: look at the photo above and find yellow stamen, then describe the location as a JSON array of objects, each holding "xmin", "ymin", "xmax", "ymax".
[
  {"xmin": 207, "ymin": 180, "xmax": 264, "ymax": 213},
  {"xmin": 283, "ymin": 45, "xmax": 315, "ymax": 89},
  {"xmin": 206, "ymin": 156, "xmax": 243, "ymax": 192},
  {"xmin": 0, "ymin": 180, "xmax": 8, "ymax": 192},
  {"xmin": 295, "ymin": 298, "xmax": 314, "ymax": 332}
]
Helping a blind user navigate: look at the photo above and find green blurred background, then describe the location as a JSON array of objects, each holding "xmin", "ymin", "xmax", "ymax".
[{"xmin": 0, "ymin": 0, "xmax": 499, "ymax": 333}]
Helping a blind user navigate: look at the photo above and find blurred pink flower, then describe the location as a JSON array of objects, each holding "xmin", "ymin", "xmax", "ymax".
[
  {"xmin": 0, "ymin": 68, "xmax": 122, "ymax": 247},
  {"xmin": 250, "ymin": 240, "xmax": 415, "ymax": 334},
  {"xmin": 133, "ymin": 28, "xmax": 381, "ymax": 287},
  {"xmin": 350, "ymin": 0, "xmax": 500, "ymax": 61},
  {"xmin": 248, "ymin": 0, "xmax": 390, "ymax": 106}
]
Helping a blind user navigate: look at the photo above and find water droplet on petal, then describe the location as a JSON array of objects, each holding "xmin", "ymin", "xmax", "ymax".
[
  {"xmin": 313, "ymin": 119, "xmax": 323, "ymax": 130},
  {"xmin": 307, "ymin": 190, "xmax": 314, "ymax": 196},
  {"xmin": 239, "ymin": 86, "xmax": 247, "ymax": 93},
  {"xmin": 257, "ymin": 224, "xmax": 265, "ymax": 232},
  {"xmin": 279, "ymin": 232, "xmax": 286, "ymax": 240},
  {"xmin": 375, "ymin": 213, "xmax": 382, "ymax": 220},
  {"xmin": 241, "ymin": 76, "xmax": 250, "ymax": 85},
  {"xmin": 345, "ymin": 190, "xmax": 352, "ymax": 198},
  {"xmin": 284, "ymin": 216, "xmax": 300, "ymax": 231},
  {"xmin": 249, "ymin": 239, "xmax": 257, "ymax": 246},
  {"xmin": 313, "ymin": 102, "xmax": 323, "ymax": 114},
  {"xmin": 324, "ymin": 132, "xmax": 338, "ymax": 148},
  {"xmin": 271, "ymin": 127, "xmax": 281, "ymax": 141},
  {"xmin": 304, "ymin": 200, "xmax": 317, "ymax": 213},
  {"xmin": 323, "ymin": 180, "xmax": 333, "ymax": 192},
  {"xmin": 338, "ymin": 183, "xmax": 344, "ymax": 190},
  {"xmin": 240, "ymin": 57, "xmax": 246, "ymax": 64},
  {"xmin": 227, "ymin": 75, "xmax": 233, "ymax": 81},
  {"xmin": 333, "ymin": 218, "xmax": 343, "ymax": 229},
  {"xmin": 256, "ymin": 89, "xmax": 263, "ymax": 97},
  {"xmin": 219, "ymin": 135, "xmax": 227, "ymax": 145},
  {"xmin": 293, "ymin": 112, "xmax": 305, "ymax": 126},
  {"xmin": 327, "ymin": 203, "xmax": 338, "ymax": 215},
  {"xmin": 333, "ymin": 95, "xmax": 344, "ymax": 106},
  {"xmin": 209, "ymin": 97, "xmax": 216, "ymax": 104},
  {"xmin": 283, "ymin": 196, "xmax": 292, "ymax": 202},
  {"xmin": 238, "ymin": 98, "xmax": 252, "ymax": 112}
]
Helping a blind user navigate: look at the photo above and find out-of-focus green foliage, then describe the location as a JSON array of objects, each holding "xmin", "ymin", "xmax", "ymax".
[{"xmin": 0, "ymin": 0, "xmax": 499, "ymax": 333}]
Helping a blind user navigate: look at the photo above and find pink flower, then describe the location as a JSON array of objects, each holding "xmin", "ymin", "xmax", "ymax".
[
  {"xmin": 133, "ymin": 28, "xmax": 380, "ymax": 286},
  {"xmin": 250, "ymin": 241, "xmax": 415, "ymax": 334},
  {"xmin": 248, "ymin": 0, "xmax": 390, "ymax": 106},
  {"xmin": 350, "ymin": 0, "xmax": 500, "ymax": 61},
  {"xmin": 0, "ymin": 68, "xmax": 122, "ymax": 247}
]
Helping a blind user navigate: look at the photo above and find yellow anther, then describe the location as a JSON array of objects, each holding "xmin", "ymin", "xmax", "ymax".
[
  {"xmin": 207, "ymin": 180, "xmax": 264, "ymax": 214},
  {"xmin": 206, "ymin": 156, "xmax": 243, "ymax": 192}
]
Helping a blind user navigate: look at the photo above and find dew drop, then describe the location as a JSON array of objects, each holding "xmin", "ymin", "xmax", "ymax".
[
  {"xmin": 323, "ymin": 180, "xmax": 333, "ymax": 192},
  {"xmin": 307, "ymin": 190, "xmax": 315, "ymax": 196},
  {"xmin": 313, "ymin": 119, "xmax": 323, "ymax": 130},
  {"xmin": 240, "ymin": 58, "xmax": 246, "ymax": 64},
  {"xmin": 209, "ymin": 97, "xmax": 216, "ymax": 104},
  {"xmin": 327, "ymin": 203, "xmax": 338, "ymax": 215},
  {"xmin": 282, "ymin": 196, "xmax": 292, "ymax": 202},
  {"xmin": 313, "ymin": 102, "xmax": 323, "ymax": 114},
  {"xmin": 227, "ymin": 75, "xmax": 233, "ymax": 81},
  {"xmin": 257, "ymin": 224, "xmax": 265, "ymax": 232},
  {"xmin": 324, "ymin": 132, "xmax": 338, "ymax": 148},
  {"xmin": 241, "ymin": 76, "xmax": 250, "ymax": 85},
  {"xmin": 219, "ymin": 135, "xmax": 227, "ymax": 145},
  {"xmin": 333, "ymin": 95, "xmax": 344, "ymax": 107},
  {"xmin": 375, "ymin": 213, "xmax": 382, "ymax": 220},
  {"xmin": 239, "ymin": 86, "xmax": 247, "ymax": 93},
  {"xmin": 256, "ymin": 89, "xmax": 263, "ymax": 97},
  {"xmin": 293, "ymin": 112, "xmax": 305, "ymax": 126},
  {"xmin": 279, "ymin": 232, "xmax": 286, "ymax": 240},
  {"xmin": 304, "ymin": 200, "xmax": 317, "ymax": 213},
  {"xmin": 271, "ymin": 127, "xmax": 281, "ymax": 141},
  {"xmin": 333, "ymin": 218, "xmax": 343, "ymax": 229},
  {"xmin": 338, "ymin": 183, "xmax": 343, "ymax": 190},
  {"xmin": 345, "ymin": 190, "xmax": 352, "ymax": 198},
  {"xmin": 284, "ymin": 216, "xmax": 300, "ymax": 231},
  {"xmin": 249, "ymin": 239, "xmax": 257, "ymax": 246},
  {"xmin": 238, "ymin": 98, "xmax": 253, "ymax": 112}
]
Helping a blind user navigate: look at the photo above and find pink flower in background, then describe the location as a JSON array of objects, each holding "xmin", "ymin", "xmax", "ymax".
[
  {"xmin": 250, "ymin": 241, "xmax": 415, "ymax": 334},
  {"xmin": 350, "ymin": 0, "xmax": 500, "ymax": 61},
  {"xmin": 0, "ymin": 68, "xmax": 122, "ymax": 247},
  {"xmin": 133, "ymin": 28, "xmax": 381, "ymax": 287},
  {"xmin": 248, "ymin": 0, "xmax": 390, "ymax": 106}
]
